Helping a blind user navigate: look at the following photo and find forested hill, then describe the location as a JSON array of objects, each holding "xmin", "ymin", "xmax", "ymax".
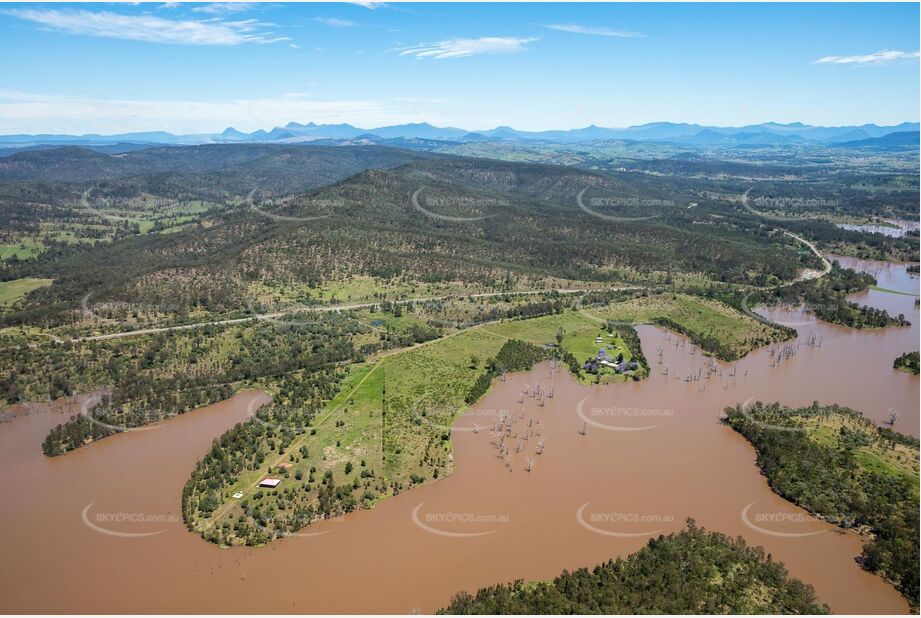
[
  {"xmin": 439, "ymin": 520, "xmax": 829, "ymax": 614},
  {"xmin": 1, "ymin": 146, "xmax": 819, "ymax": 327},
  {"xmin": 0, "ymin": 143, "xmax": 431, "ymax": 191}
]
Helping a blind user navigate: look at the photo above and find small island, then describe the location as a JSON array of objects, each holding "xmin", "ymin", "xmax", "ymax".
[
  {"xmin": 894, "ymin": 351, "xmax": 920, "ymax": 375},
  {"xmin": 439, "ymin": 520, "xmax": 829, "ymax": 614}
]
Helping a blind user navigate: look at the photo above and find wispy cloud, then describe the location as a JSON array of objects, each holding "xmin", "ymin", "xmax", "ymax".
[
  {"xmin": 0, "ymin": 90, "xmax": 423, "ymax": 134},
  {"xmin": 399, "ymin": 36, "xmax": 537, "ymax": 60},
  {"xmin": 814, "ymin": 49, "xmax": 920, "ymax": 65},
  {"xmin": 191, "ymin": 3, "xmax": 257, "ymax": 15},
  {"xmin": 315, "ymin": 17, "xmax": 357, "ymax": 28},
  {"xmin": 345, "ymin": 1, "xmax": 387, "ymax": 9},
  {"xmin": 4, "ymin": 8, "xmax": 288, "ymax": 46},
  {"xmin": 541, "ymin": 23, "xmax": 645, "ymax": 38}
]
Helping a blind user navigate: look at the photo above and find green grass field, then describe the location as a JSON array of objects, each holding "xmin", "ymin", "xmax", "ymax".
[
  {"xmin": 0, "ymin": 278, "xmax": 53, "ymax": 305},
  {"xmin": 594, "ymin": 293, "xmax": 787, "ymax": 359},
  {"xmin": 808, "ymin": 415, "xmax": 919, "ymax": 485},
  {"xmin": 0, "ymin": 239, "xmax": 44, "ymax": 261}
]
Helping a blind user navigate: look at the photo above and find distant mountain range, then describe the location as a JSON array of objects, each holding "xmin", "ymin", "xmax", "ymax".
[{"xmin": 1, "ymin": 120, "xmax": 918, "ymax": 149}]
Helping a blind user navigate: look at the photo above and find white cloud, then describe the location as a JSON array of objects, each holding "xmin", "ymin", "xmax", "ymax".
[
  {"xmin": 541, "ymin": 23, "xmax": 644, "ymax": 38},
  {"xmin": 4, "ymin": 8, "xmax": 288, "ymax": 45},
  {"xmin": 315, "ymin": 17, "xmax": 357, "ymax": 28},
  {"xmin": 345, "ymin": 1, "xmax": 387, "ymax": 9},
  {"xmin": 191, "ymin": 3, "xmax": 257, "ymax": 15},
  {"xmin": 399, "ymin": 36, "xmax": 537, "ymax": 60},
  {"xmin": 814, "ymin": 49, "xmax": 920, "ymax": 65},
  {"xmin": 0, "ymin": 90, "xmax": 426, "ymax": 134}
]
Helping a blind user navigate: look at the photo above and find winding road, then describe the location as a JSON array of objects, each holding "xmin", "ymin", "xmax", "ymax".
[{"xmin": 43, "ymin": 231, "xmax": 829, "ymax": 344}]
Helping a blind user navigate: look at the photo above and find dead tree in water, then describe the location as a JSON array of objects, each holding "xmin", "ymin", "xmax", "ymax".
[
  {"xmin": 536, "ymin": 438, "xmax": 545, "ymax": 454},
  {"xmin": 886, "ymin": 410, "xmax": 898, "ymax": 426},
  {"xmin": 579, "ymin": 420, "xmax": 587, "ymax": 436},
  {"xmin": 525, "ymin": 458, "xmax": 534, "ymax": 472}
]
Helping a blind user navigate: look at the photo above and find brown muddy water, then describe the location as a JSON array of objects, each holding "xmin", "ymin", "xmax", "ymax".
[{"xmin": 0, "ymin": 258, "xmax": 917, "ymax": 614}]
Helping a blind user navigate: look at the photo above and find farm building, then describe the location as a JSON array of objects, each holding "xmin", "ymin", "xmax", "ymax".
[{"xmin": 258, "ymin": 478, "xmax": 281, "ymax": 488}]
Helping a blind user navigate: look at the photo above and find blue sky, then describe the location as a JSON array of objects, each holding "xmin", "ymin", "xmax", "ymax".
[{"xmin": 1, "ymin": 2, "xmax": 918, "ymax": 134}]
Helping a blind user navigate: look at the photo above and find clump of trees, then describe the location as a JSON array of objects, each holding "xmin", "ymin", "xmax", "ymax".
[
  {"xmin": 465, "ymin": 339, "xmax": 547, "ymax": 404},
  {"xmin": 8, "ymin": 313, "xmax": 368, "ymax": 455},
  {"xmin": 777, "ymin": 263, "xmax": 909, "ymax": 328},
  {"xmin": 724, "ymin": 401, "xmax": 919, "ymax": 607},
  {"xmin": 439, "ymin": 519, "xmax": 829, "ymax": 614},
  {"xmin": 893, "ymin": 351, "xmax": 919, "ymax": 375},
  {"xmin": 605, "ymin": 321, "xmax": 649, "ymax": 378},
  {"xmin": 703, "ymin": 263, "xmax": 910, "ymax": 331}
]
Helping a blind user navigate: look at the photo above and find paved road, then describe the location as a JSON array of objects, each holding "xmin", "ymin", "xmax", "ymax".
[{"xmin": 71, "ymin": 287, "xmax": 640, "ymax": 343}]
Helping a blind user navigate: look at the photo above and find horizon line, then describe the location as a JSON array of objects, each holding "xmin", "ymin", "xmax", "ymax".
[{"xmin": 3, "ymin": 118, "xmax": 920, "ymax": 139}]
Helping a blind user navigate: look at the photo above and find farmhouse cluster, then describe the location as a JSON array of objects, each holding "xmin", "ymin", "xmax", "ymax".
[{"xmin": 582, "ymin": 335, "xmax": 638, "ymax": 375}]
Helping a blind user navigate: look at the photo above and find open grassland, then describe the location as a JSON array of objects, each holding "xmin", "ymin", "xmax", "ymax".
[
  {"xmin": 0, "ymin": 238, "xmax": 44, "ymax": 261},
  {"xmin": 593, "ymin": 293, "xmax": 789, "ymax": 359},
  {"xmin": 806, "ymin": 414, "xmax": 919, "ymax": 485},
  {"xmin": 0, "ymin": 278, "xmax": 53, "ymax": 305}
]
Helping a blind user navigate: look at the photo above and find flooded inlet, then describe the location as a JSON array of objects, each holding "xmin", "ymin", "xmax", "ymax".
[{"xmin": 0, "ymin": 258, "xmax": 917, "ymax": 614}]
